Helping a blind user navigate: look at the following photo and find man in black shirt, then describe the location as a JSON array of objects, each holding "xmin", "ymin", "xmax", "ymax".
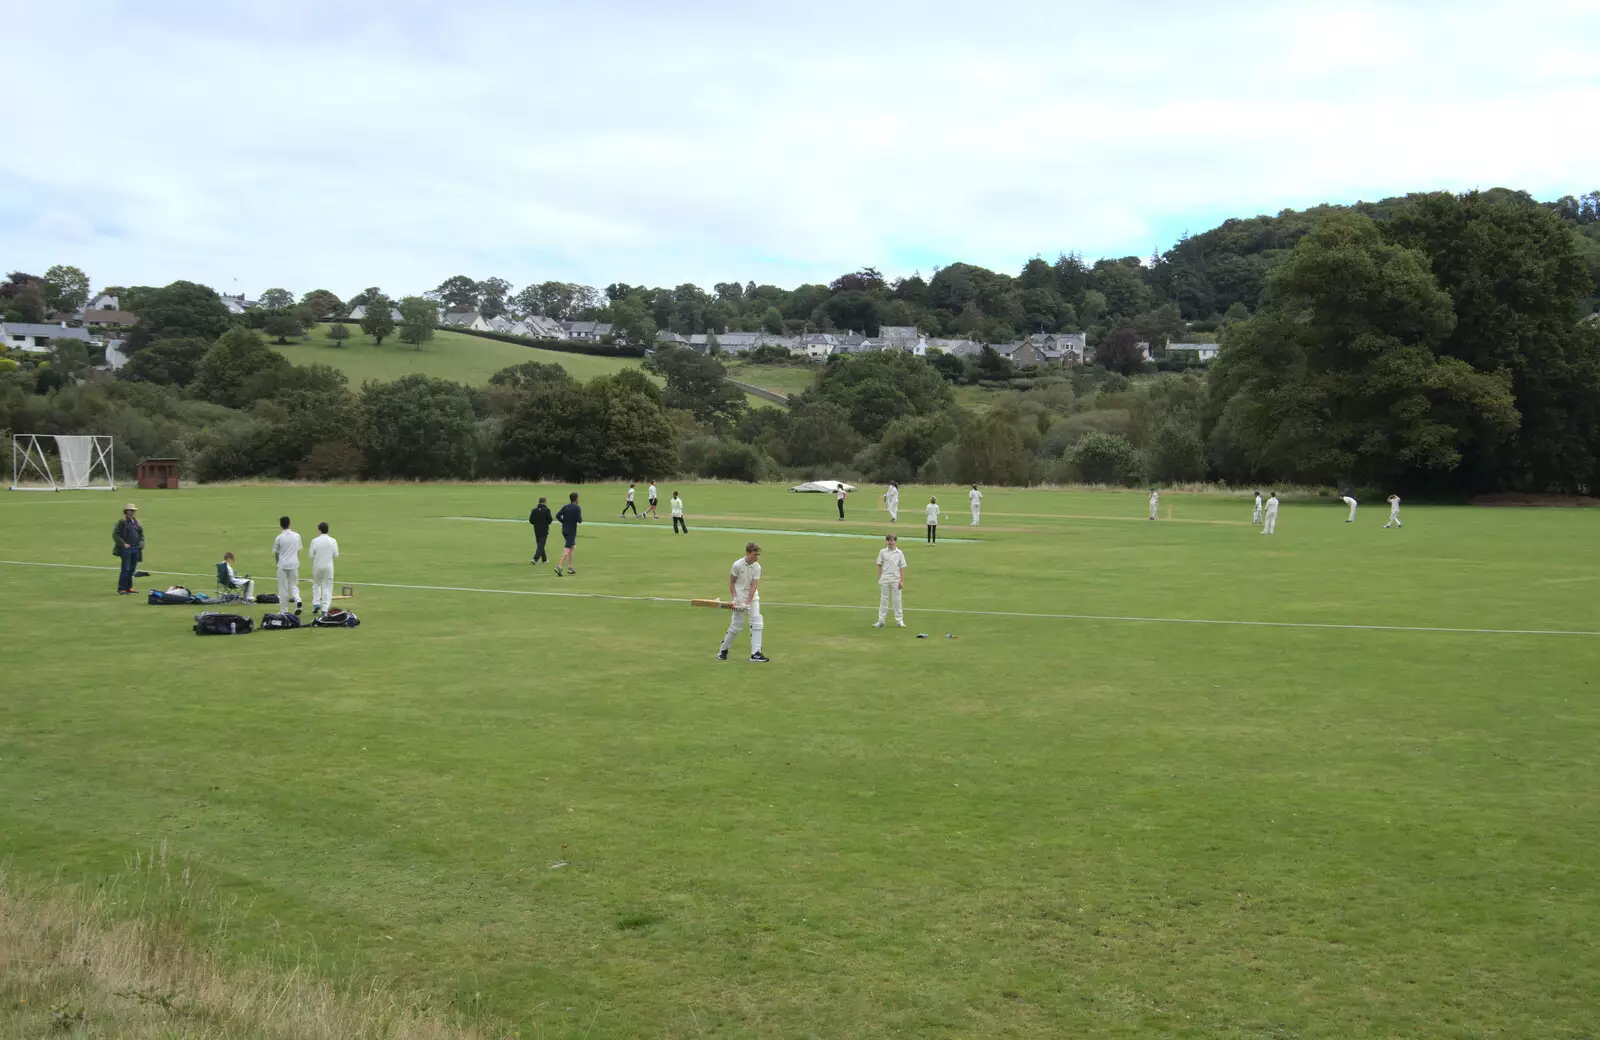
[
  {"xmin": 554, "ymin": 492, "xmax": 582, "ymax": 576},
  {"xmin": 528, "ymin": 496, "xmax": 553, "ymax": 564}
]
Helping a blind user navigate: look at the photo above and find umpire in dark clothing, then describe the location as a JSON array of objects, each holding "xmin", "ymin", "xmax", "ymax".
[
  {"xmin": 113, "ymin": 503, "xmax": 144, "ymax": 595},
  {"xmin": 528, "ymin": 496, "xmax": 553, "ymax": 564}
]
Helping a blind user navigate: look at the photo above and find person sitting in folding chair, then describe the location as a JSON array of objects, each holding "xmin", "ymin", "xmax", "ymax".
[{"xmin": 217, "ymin": 552, "xmax": 255, "ymax": 603}]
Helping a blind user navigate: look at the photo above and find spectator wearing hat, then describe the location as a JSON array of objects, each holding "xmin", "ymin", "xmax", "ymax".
[{"xmin": 113, "ymin": 503, "xmax": 144, "ymax": 595}]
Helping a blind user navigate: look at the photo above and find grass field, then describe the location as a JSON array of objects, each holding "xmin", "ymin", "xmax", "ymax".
[
  {"xmin": 271, "ymin": 325, "xmax": 645, "ymax": 387},
  {"xmin": 724, "ymin": 362, "xmax": 820, "ymax": 398},
  {"xmin": 4, "ymin": 485, "xmax": 1599, "ymax": 1038}
]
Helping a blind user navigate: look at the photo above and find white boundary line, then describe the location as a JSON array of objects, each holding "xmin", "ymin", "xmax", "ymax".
[{"xmin": 2, "ymin": 558, "xmax": 1595, "ymax": 638}]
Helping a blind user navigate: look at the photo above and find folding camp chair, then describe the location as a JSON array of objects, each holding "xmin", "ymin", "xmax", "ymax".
[{"xmin": 215, "ymin": 562, "xmax": 252, "ymax": 604}]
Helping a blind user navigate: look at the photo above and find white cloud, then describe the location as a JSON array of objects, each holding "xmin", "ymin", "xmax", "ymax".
[{"xmin": 1, "ymin": 0, "xmax": 1595, "ymax": 299}]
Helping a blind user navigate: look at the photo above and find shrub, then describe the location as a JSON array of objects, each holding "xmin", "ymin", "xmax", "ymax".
[
  {"xmin": 1067, "ymin": 430, "xmax": 1145, "ymax": 485},
  {"xmin": 680, "ymin": 436, "xmax": 770, "ymax": 482}
]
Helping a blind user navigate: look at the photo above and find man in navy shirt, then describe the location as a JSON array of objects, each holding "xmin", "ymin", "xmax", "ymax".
[{"xmin": 554, "ymin": 492, "xmax": 582, "ymax": 576}]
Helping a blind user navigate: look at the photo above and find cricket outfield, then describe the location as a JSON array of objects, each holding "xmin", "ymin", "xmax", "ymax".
[{"xmin": 2, "ymin": 483, "xmax": 1597, "ymax": 1038}]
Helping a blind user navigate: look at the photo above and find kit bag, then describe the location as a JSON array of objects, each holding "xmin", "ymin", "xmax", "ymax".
[
  {"xmin": 260, "ymin": 612, "xmax": 303, "ymax": 630},
  {"xmin": 255, "ymin": 593, "xmax": 279, "ymax": 604},
  {"xmin": 194, "ymin": 612, "xmax": 254, "ymax": 635},
  {"xmin": 311, "ymin": 608, "xmax": 360, "ymax": 628}
]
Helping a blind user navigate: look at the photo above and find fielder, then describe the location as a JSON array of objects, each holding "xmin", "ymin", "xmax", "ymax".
[
  {"xmin": 716, "ymin": 542, "xmax": 769, "ymax": 662},
  {"xmin": 1261, "ymin": 492, "xmax": 1279, "ymax": 535},
  {"xmin": 272, "ymin": 515, "xmax": 304, "ymax": 614},
  {"xmin": 309, "ymin": 521, "xmax": 340, "ymax": 616},
  {"xmin": 882, "ymin": 481, "xmax": 900, "ymax": 523},
  {"xmin": 1341, "ymin": 493, "xmax": 1358, "ymax": 523},
  {"xmin": 969, "ymin": 484, "xmax": 982, "ymax": 525},
  {"xmin": 1148, "ymin": 488, "xmax": 1160, "ymax": 520},
  {"xmin": 671, "ymin": 490, "xmax": 688, "ymax": 534},
  {"xmin": 620, "ymin": 482, "xmax": 639, "ymax": 517},
  {"xmin": 646, "ymin": 481, "xmax": 660, "ymax": 519},
  {"xmin": 1252, "ymin": 491, "xmax": 1263, "ymax": 525},
  {"xmin": 924, "ymin": 497, "xmax": 940, "ymax": 544},
  {"xmin": 1384, "ymin": 494, "xmax": 1402, "ymax": 528},
  {"xmin": 873, "ymin": 533, "xmax": 907, "ymax": 628}
]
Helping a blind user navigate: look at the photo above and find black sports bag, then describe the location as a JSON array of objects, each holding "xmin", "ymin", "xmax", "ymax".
[
  {"xmin": 260, "ymin": 612, "xmax": 302, "ymax": 630},
  {"xmin": 194, "ymin": 612, "xmax": 254, "ymax": 635},
  {"xmin": 311, "ymin": 608, "xmax": 360, "ymax": 628}
]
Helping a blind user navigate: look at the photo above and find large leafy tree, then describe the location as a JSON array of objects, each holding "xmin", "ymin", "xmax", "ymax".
[
  {"xmin": 125, "ymin": 281, "xmax": 233, "ymax": 352},
  {"xmin": 119, "ymin": 336, "xmax": 210, "ymax": 386},
  {"xmin": 360, "ymin": 294, "xmax": 395, "ymax": 344},
  {"xmin": 2, "ymin": 271, "xmax": 47, "ymax": 322},
  {"xmin": 1388, "ymin": 191, "xmax": 1600, "ymax": 492},
  {"xmin": 495, "ymin": 370, "xmax": 676, "ymax": 481},
  {"xmin": 646, "ymin": 344, "xmax": 745, "ymax": 428},
  {"xmin": 397, "ymin": 296, "xmax": 436, "ymax": 349},
  {"xmin": 360, "ymin": 374, "xmax": 479, "ymax": 478},
  {"xmin": 43, "ymin": 265, "xmax": 91, "ymax": 313},
  {"xmin": 258, "ymin": 288, "xmax": 294, "ymax": 311},
  {"xmin": 477, "ymin": 277, "xmax": 512, "ymax": 318},
  {"xmin": 434, "ymin": 275, "xmax": 480, "ymax": 312},
  {"xmin": 1207, "ymin": 213, "xmax": 1518, "ymax": 487},
  {"xmin": 300, "ymin": 289, "xmax": 343, "ymax": 320},
  {"xmin": 189, "ymin": 328, "xmax": 293, "ymax": 408}
]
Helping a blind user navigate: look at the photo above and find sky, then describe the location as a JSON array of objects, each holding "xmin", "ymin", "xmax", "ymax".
[{"xmin": 4, "ymin": 0, "xmax": 1598, "ymax": 302}]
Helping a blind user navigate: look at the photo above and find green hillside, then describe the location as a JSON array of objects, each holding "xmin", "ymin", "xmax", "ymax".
[
  {"xmin": 724, "ymin": 361, "xmax": 819, "ymax": 398},
  {"xmin": 271, "ymin": 325, "xmax": 643, "ymax": 386}
]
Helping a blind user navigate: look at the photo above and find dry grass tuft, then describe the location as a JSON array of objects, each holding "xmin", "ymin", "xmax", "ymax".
[{"xmin": 1, "ymin": 845, "xmax": 500, "ymax": 1040}]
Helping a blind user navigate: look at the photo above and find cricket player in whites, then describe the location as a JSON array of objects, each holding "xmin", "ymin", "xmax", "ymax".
[
  {"xmin": 873, "ymin": 533, "xmax": 908, "ymax": 628},
  {"xmin": 272, "ymin": 515, "xmax": 304, "ymax": 614},
  {"xmin": 969, "ymin": 484, "xmax": 982, "ymax": 525},
  {"xmin": 1252, "ymin": 491, "xmax": 1264, "ymax": 525},
  {"xmin": 882, "ymin": 481, "xmax": 900, "ymax": 523},
  {"xmin": 1384, "ymin": 494, "xmax": 1403, "ymax": 528},
  {"xmin": 1341, "ymin": 493, "xmax": 1358, "ymax": 523},
  {"xmin": 1261, "ymin": 492, "xmax": 1280, "ymax": 535},
  {"xmin": 1148, "ymin": 487, "xmax": 1160, "ymax": 520},
  {"xmin": 309, "ymin": 521, "xmax": 339, "ymax": 616},
  {"xmin": 717, "ymin": 542, "xmax": 769, "ymax": 662}
]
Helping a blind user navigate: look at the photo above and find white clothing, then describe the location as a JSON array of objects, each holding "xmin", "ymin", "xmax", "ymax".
[
  {"xmin": 729, "ymin": 557, "xmax": 761, "ymax": 607},
  {"xmin": 647, "ymin": 484, "xmax": 657, "ymax": 500},
  {"xmin": 1149, "ymin": 491, "xmax": 1160, "ymax": 519},
  {"xmin": 223, "ymin": 562, "xmax": 254, "ymax": 602},
  {"xmin": 670, "ymin": 496, "xmax": 683, "ymax": 518},
  {"xmin": 877, "ymin": 583, "xmax": 904, "ymax": 625},
  {"xmin": 626, "ymin": 487, "xmax": 635, "ymax": 502},
  {"xmin": 925, "ymin": 503, "xmax": 940, "ymax": 525},
  {"xmin": 1385, "ymin": 498, "xmax": 1402, "ymax": 528},
  {"xmin": 309, "ymin": 533, "xmax": 339, "ymax": 570},
  {"xmin": 1262, "ymin": 497, "xmax": 1279, "ymax": 535},
  {"xmin": 884, "ymin": 487, "xmax": 899, "ymax": 522},
  {"xmin": 876, "ymin": 547, "xmax": 907, "ymax": 584},
  {"xmin": 1252, "ymin": 495, "xmax": 1263, "ymax": 524},
  {"xmin": 276, "ymin": 565, "xmax": 301, "ymax": 605},
  {"xmin": 722, "ymin": 557, "xmax": 763, "ymax": 654},
  {"xmin": 969, "ymin": 488, "xmax": 981, "ymax": 525},
  {"xmin": 311, "ymin": 568, "xmax": 335, "ymax": 612},
  {"xmin": 272, "ymin": 529, "xmax": 302, "ymax": 568},
  {"xmin": 1342, "ymin": 496, "xmax": 1358, "ymax": 521}
]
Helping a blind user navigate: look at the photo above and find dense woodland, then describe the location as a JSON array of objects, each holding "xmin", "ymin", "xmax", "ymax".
[{"xmin": 2, "ymin": 188, "xmax": 1598, "ymax": 495}]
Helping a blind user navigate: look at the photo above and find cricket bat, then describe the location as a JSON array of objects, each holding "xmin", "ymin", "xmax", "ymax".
[{"xmin": 690, "ymin": 598, "xmax": 734, "ymax": 609}]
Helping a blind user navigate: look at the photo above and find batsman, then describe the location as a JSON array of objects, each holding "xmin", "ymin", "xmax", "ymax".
[{"xmin": 716, "ymin": 541, "xmax": 769, "ymax": 663}]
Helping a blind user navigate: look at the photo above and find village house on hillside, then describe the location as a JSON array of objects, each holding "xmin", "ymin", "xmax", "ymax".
[{"xmin": 1, "ymin": 322, "xmax": 95, "ymax": 354}]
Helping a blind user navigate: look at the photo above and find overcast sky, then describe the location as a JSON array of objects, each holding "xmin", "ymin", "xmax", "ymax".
[{"xmin": 4, "ymin": 0, "xmax": 1597, "ymax": 301}]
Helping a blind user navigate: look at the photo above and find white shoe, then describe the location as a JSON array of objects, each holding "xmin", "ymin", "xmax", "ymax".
[
  {"xmin": 872, "ymin": 621, "xmax": 885, "ymax": 628},
  {"xmin": 895, "ymin": 620, "xmax": 905, "ymax": 627}
]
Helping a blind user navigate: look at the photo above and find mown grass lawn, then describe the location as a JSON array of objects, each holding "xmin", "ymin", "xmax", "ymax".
[
  {"xmin": 271, "ymin": 325, "xmax": 645, "ymax": 386},
  {"xmin": 724, "ymin": 361, "xmax": 821, "ymax": 398},
  {"xmin": 2, "ymin": 484, "xmax": 1598, "ymax": 1038}
]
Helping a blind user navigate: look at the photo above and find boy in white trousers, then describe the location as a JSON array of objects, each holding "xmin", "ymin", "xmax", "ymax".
[
  {"xmin": 272, "ymin": 515, "xmax": 304, "ymax": 614},
  {"xmin": 1252, "ymin": 491, "xmax": 1263, "ymax": 525},
  {"xmin": 1261, "ymin": 492, "xmax": 1279, "ymax": 535},
  {"xmin": 1341, "ymin": 493, "xmax": 1358, "ymax": 522},
  {"xmin": 872, "ymin": 533, "xmax": 908, "ymax": 628},
  {"xmin": 1384, "ymin": 494, "xmax": 1402, "ymax": 528},
  {"xmin": 309, "ymin": 521, "xmax": 339, "ymax": 616},
  {"xmin": 1149, "ymin": 488, "xmax": 1160, "ymax": 520},
  {"xmin": 882, "ymin": 481, "xmax": 899, "ymax": 523},
  {"xmin": 717, "ymin": 542, "xmax": 769, "ymax": 663},
  {"xmin": 969, "ymin": 484, "xmax": 982, "ymax": 525}
]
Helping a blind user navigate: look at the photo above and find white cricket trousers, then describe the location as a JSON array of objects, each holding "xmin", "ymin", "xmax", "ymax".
[
  {"xmin": 1252, "ymin": 505, "xmax": 1263, "ymax": 524},
  {"xmin": 1346, "ymin": 500, "xmax": 1358, "ymax": 521},
  {"xmin": 1386, "ymin": 508, "xmax": 1402, "ymax": 528},
  {"xmin": 720, "ymin": 597, "xmax": 763, "ymax": 655},
  {"xmin": 1150, "ymin": 500, "xmax": 1159, "ymax": 519},
  {"xmin": 887, "ymin": 502, "xmax": 898, "ymax": 522},
  {"xmin": 276, "ymin": 565, "xmax": 301, "ymax": 605},
  {"xmin": 311, "ymin": 566, "xmax": 335, "ymax": 611},
  {"xmin": 877, "ymin": 582, "xmax": 903, "ymax": 623},
  {"xmin": 1262, "ymin": 510, "xmax": 1278, "ymax": 534},
  {"xmin": 970, "ymin": 505, "xmax": 980, "ymax": 525}
]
